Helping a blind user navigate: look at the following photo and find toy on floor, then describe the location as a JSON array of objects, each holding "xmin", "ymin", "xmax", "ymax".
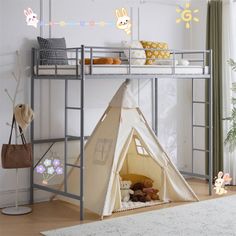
[
  {"xmin": 142, "ymin": 179, "xmax": 159, "ymax": 201},
  {"xmin": 214, "ymin": 171, "xmax": 232, "ymax": 195},
  {"xmin": 130, "ymin": 178, "xmax": 159, "ymax": 202},
  {"xmin": 120, "ymin": 180, "xmax": 134, "ymax": 202},
  {"xmin": 131, "ymin": 182, "xmax": 148, "ymax": 202},
  {"xmin": 131, "ymin": 189, "xmax": 147, "ymax": 202}
]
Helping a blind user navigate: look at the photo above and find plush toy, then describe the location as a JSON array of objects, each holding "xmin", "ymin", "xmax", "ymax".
[
  {"xmin": 131, "ymin": 189, "xmax": 147, "ymax": 202},
  {"xmin": 131, "ymin": 182, "xmax": 147, "ymax": 202},
  {"xmin": 214, "ymin": 171, "xmax": 231, "ymax": 195},
  {"xmin": 142, "ymin": 179, "xmax": 159, "ymax": 200},
  {"xmin": 120, "ymin": 180, "xmax": 134, "ymax": 202},
  {"xmin": 132, "ymin": 182, "xmax": 144, "ymax": 191},
  {"xmin": 131, "ymin": 179, "xmax": 159, "ymax": 202}
]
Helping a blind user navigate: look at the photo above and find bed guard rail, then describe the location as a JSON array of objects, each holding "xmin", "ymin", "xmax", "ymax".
[{"xmin": 32, "ymin": 46, "xmax": 211, "ymax": 79}]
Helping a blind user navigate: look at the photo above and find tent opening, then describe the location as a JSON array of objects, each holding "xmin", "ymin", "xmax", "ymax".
[{"xmin": 114, "ymin": 133, "xmax": 168, "ymax": 212}]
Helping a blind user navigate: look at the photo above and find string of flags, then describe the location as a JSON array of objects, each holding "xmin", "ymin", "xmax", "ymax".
[
  {"xmin": 39, "ymin": 20, "xmax": 115, "ymax": 27},
  {"xmin": 24, "ymin": 7, "xmax": 124, "ymax": 29},
  {"xmin": 24, "ymin": 7, "xmax": 131, "ymax": 35}
]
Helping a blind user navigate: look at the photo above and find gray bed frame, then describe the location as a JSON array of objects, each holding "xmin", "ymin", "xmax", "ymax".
[{"xmin": 30, "ymin": 45, "xmax": 213, "ymax": 220}]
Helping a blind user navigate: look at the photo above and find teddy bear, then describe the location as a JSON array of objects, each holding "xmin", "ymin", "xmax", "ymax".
[
  {"xmin": 132, "ymin": 182, "xmax": 144, "ymax": 191},
  {"xmin": 120, "ymin": 180, "xmax": 134, "ymax": 202},
  {"xmin": 131, "ymin": 189, "xmax": 147, "ymax": 202},
  {"xmin": 130, "ymin": 182, "xmax": 143, "ymax": 202},
  {"xmin": 142, "ymin": 179, "xmax": 159, "ymax": 201},
  {"xmin": 131, "ymin": 182, "xmax": 150, "ymax": 202},
  {"xmin": 130, "ymin": 178, "xmax": 159, "ymax": 202}
]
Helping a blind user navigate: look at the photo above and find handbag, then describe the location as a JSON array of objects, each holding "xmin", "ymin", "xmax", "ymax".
[{"xmin": 1, "ymin": 116, "xmax": 33, "ymax": 169}]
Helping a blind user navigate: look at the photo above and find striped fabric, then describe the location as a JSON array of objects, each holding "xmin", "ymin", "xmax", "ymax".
[{"xmin": 37, "ymin": 37, "xmax": 68, "ymax": 65}]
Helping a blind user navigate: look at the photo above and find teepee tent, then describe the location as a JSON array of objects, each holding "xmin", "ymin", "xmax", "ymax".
[{"xmin": 61, "ymin": 80, "xmax": 198, "ymax": 217}]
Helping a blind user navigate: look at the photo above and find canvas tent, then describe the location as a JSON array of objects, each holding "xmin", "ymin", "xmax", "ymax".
[{"xmin": 61, "ymin": 80, "xmax": 198, "ymax": 217}]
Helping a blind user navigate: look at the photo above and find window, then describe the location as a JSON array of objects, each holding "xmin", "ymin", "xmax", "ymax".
[
  {"xmin": 93, "ymin": 138, "xmax": 113, "ymax": 165},
  {"xmin": 134, "ymin": 137, "xmax": 149, "ymax": 156}
]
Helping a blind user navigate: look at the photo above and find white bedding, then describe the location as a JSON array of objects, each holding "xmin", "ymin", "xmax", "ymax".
[
  {"xmin": 113, "ymin": 200, "xmax": 169, "ymax": 213},
  {"xmin": 34, "ymin": 64, "xmax": 209, "ymax": 76}
]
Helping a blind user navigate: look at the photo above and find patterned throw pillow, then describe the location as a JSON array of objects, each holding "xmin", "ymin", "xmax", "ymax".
[
  {"xmin": 140, "ymin": 40, "xmax": 170, "ymax": 65},
  {"xmin": 37, "ymin": 37, "xmax": 68, "ymax": 65},
  {"xmin": 123, "ymin": 41, "xmax": 146, "ymax": 65}
]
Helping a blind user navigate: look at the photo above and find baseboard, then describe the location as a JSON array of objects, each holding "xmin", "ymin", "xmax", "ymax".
[{"xmin": 0, "ymin": 187, "xmax": 55, "ymax": 208}]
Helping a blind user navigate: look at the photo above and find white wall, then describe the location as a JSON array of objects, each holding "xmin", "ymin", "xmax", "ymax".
[
  {"xmin": 177, "ymin": 0, "xmax": 208, "ymax": 174},
  {"xmin": 0, "ymin": 0, "xmax": 206, "ymax": 207},
  {"xmin": 0, "ymin": 0, "xmax": 41, "ymax": 207},
  {"xmin": 139, "ymin": 2, "xmax": 184, "ymax": 164}
]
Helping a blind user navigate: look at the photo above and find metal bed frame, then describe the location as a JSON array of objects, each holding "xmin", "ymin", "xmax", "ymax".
[{"xmin": 30, "ymin": 45, "xmax": 213, "ymax": 220}]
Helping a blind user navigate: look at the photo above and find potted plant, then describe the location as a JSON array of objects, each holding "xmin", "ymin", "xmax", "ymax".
[{"xmin": 225, "ymin": 59, "xmax": 236, "ymax": 151}]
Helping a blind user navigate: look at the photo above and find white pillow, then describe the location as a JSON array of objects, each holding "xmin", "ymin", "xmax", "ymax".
[
  {"xmin": 178, "ymin": 59, "xmax": 190, "ymax": 66},
  {"xmin": 122, "ymin": 41, "xmax": 146, "ymax": 65},
  {"xmin": 153, "ymin": 59, "xmax": 178, "ymax": 66}
]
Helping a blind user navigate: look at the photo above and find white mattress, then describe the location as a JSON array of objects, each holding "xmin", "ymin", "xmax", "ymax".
[{"xmin": 34, "ymin": 64, "xmax": 209, "ymax": 76}]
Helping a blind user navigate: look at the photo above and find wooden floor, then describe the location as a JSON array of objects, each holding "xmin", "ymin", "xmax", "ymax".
[{"xmin": 0, "ymin": 179, "xmax": 235, "ymax": 236}]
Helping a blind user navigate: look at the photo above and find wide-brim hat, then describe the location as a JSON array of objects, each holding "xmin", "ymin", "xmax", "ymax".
[{"xmin": 14, "ymin": 104, "xmax": 34, "ymax": 130}]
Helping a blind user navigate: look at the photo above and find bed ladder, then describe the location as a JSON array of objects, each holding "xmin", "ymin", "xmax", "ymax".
[
  {"xmin": 180, "ymin": 78, "xmax": 212, "ymax": 195},
  {"xmin": 64, "ymin": 75, "xmax": 85, "ymax": 220},
  {"xmin": 30, "ymin": 46, "xmax": 85, "ymax": 220}
]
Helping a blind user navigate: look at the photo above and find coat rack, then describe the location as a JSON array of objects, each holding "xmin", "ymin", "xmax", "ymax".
[{"xmin": 2, "ymin": 51, "xmax": 32, "ymax": 215}]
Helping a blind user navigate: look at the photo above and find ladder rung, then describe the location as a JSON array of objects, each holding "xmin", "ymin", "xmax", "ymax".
[
  {"xmin": 193, "ymin": 101, "xmax": 209, "ymax": 104},
  {"xmin": 66, "ymin": 106, "xmax": 81, "ymax": 110},
  {"xmin": 193, "ymin": 125, "xmax": 209, "ymax": 128},
  {"xmin": 66, "ymin": 163, "xmax": 81, "ymax": 168},
  {"xmin": 193, "ymin": 148, "xmax": 209, "ymax": 153},
  {"xmin": 66, "ymin": 135, "xmax": 83, "ymax": 139}
]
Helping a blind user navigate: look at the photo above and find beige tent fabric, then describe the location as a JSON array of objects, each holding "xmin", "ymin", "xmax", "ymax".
[
  {"xmin": 58, "ymin": 80, "xmax": 198, "ymax": 217},
  {"xmin": 109, "ymin": 82, "xmax": 137, "ymax": 108}
]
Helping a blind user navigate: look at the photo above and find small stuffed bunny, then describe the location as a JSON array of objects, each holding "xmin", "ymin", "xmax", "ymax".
[
  {"xmin": 115, "ymin": 8, "xmax": 131, "ymax": 35},
  {"xmin": 24, "ymin": 8, "xmax": 39, "ymax": 28},
  {"xmin": 214, "ymin": 171, "xmax": 231, "ymax": 195}
]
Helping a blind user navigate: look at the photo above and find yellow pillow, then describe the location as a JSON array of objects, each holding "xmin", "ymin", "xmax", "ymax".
[
  {"xmin": 140, "ymin": 40, "xmax": 170, "ymax": 65},
  {"xmin": 120, "ymin": 173, "xmax": 153, "ymax": 185}
]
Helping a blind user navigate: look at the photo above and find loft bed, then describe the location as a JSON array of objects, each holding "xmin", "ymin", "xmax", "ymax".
[{"xmin": 30, "ymin": 45, "xmax": 213, "ymax": 220}]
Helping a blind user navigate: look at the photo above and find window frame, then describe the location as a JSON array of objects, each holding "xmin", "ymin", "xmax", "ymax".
[{"xmin": 134, "ymin": 136, "xmax": 149, "ymax": 157}]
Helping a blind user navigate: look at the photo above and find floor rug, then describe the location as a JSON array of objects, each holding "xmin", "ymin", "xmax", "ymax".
[{"xmin": 41, "ymin": 195, "xmax": 236, "ymax": 236}]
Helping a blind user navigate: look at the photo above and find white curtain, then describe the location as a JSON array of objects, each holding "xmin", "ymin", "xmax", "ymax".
[{"xmin": 222, "ymin": 0, "xmax": 236, "ymax": 184}]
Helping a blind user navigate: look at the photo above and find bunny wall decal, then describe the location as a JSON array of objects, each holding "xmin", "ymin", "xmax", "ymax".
[
  {"xmin": 24, "ymin": 8, "xmax": 39, "ymax": 28},
  {"xmin": 115, "ymin": 8, "xmax": 131, "ymax": 35},
  {"xmin": 214, "ymin": 171, "xmax": 232, "ymax": 195}
]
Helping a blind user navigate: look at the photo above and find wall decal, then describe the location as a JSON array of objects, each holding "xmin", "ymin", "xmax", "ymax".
[
  {"xmin": 115, "ymin": 8, "xmax": 131, "ymax": 35},
  {"xmin": 35, "ymin": 152, "xmax": 63, "ymax": 185},
  {"xmin": 30, "ymin": 19, "xmax": 115, "ymax": 28},
  {"xmin": 176, "ymin": 2, "xmax": 199, "ymax": 29},
  {"xmin": 23, "ymin": 8, "xmax": 127, "ymax": 29},
  {"xmin": 214, "ymin": 171, "xmax": 232, "ymax": 195},
  {"xmin": 24, "ymin": 8, "xmax": 39, "ymax": 28}
]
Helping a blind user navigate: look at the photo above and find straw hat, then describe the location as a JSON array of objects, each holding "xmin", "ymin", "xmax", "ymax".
[{"xmin": 14, "ymin": 104, "xmax": 34, "ymax": 130}]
